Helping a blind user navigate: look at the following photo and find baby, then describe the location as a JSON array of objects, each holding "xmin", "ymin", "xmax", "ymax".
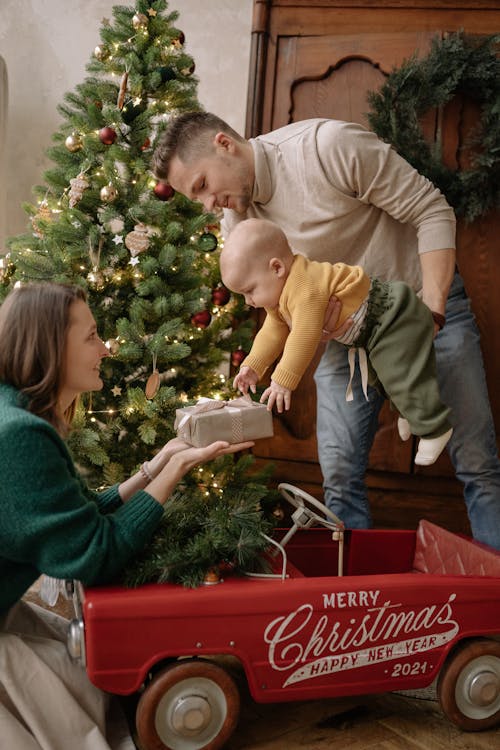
[{"xmin": 220, "ymin": 218, "xmax": 452, "ymax": 466}]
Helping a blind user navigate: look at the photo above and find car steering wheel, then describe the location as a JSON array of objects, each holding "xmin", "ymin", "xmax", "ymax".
[
  {"xmin": 279, "ymin": 483, "xmax": 344, "ymax": 530},
  {"xmin": 277, "ymin": 483, "xmax": 345, "ymax": 576}
]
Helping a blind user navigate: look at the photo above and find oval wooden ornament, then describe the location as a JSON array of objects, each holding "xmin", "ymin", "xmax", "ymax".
[
  {"xmin": 145, "ymin": 369, "xmax": 160, "ymax": 399},
  {"xmin": 117, "ymin": 71, "xmax": 128, "ymax": 110}
]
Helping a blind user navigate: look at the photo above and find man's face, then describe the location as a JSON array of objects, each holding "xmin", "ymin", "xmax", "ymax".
[{"xmin": 167, "ymin": 135, "xmax": 253, "ymax": 215}]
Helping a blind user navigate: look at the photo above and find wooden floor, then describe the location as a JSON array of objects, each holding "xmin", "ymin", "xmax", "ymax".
[{"xmin": 227, "ymin": 680, "xmax": 500, "ymax": 749}]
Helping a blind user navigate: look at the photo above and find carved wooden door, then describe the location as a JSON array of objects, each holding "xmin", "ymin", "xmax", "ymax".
[{"xmin": 245, "ymin": 0, "xmax": 500, "ymax": 533}]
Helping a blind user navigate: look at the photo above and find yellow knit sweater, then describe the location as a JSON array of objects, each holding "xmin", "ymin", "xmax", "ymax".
[{"xmin": 241, "ymin": 254, "xmax": 370, "ymax": 390}]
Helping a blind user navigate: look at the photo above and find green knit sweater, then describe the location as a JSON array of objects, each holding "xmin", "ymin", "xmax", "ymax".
[{"xmin": 0, "ymin": 382, "xmax": 164, "ymax": 614}]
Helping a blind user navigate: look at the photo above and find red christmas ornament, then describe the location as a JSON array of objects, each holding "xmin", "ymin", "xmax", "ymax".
[
  {"xmin": 99, "ymin": 126, "xmax": 117, "ymax": 145},
  {"xmin": 231, "ymin": 348, "xmax": 247, "ymax": 367},
  {"xmin": 172, "ymin": 30, "xmax": 185, "ymax": 47},
  {"xmin": 211, "ymin": 285, "xmax": 230, "ymax": 306},
  {"xmin": 154, "ymin": 182, "xmax": 175, "ymax": 201},
  {"xmin": 191, "ymin": 310, "xmax": 211, "ymax": 329},
  {"xmin": 141, "ymin": 137, "xmax": 151, "ymax": 151}
]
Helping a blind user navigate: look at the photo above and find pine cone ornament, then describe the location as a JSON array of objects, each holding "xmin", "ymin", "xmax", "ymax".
[
  {"xmin": 31, "ymin": 201, "xmax": 52, "ymax": 237},
  {"xmin": 69, "ymin": 173, "xmax": 90, "ymax": 208}
]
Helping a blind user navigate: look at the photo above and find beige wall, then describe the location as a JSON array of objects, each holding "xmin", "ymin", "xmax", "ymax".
[{"xmin": 0, "ymin": 0, "xmax": 253, "ymax": 248}]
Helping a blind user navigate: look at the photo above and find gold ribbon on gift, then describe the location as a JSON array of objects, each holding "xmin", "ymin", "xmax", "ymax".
[{"xmin": 176, "ymin": 396, "xmax": 260, "ymax": 444}]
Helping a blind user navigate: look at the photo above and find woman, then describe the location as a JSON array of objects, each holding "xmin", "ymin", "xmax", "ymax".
[{"xmin": 0, "ymin": 282, "xmax": 252, "ymax": 750}]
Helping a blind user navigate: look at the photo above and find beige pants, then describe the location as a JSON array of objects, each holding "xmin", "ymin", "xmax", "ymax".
[{"xmin": 0, "ymin": 600, "xmax": 135, "ymax": 750}]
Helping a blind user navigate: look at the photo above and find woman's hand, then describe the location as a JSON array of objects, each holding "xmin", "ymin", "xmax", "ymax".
[
  {"xmin": 147, "ymin": 440, "xmax": 254, "ymax": 505},
  {"xmin": 147, "ymin": 437, "xmax": 193, "ymax": 476},
  {"xmin": 168, "ymin": 439, "xmax": 255, "ymax": 477},
  {"xmin": 150, "ymin": 437, "xmax": 253, "ymax": 479},
  {"xmin": 119, "ymin": 439, "xmax": 254, "ymax": 505},
  {"xmin": 320, "ymin": 296, "xmax": 353, "ymax": 342}
]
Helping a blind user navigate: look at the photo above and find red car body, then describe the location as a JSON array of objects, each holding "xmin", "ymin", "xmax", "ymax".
[{"xmin": 68, "ymin": 519, "xmax": 500, "ymax": 749}]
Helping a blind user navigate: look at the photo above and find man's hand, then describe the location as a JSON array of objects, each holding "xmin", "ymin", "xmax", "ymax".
[
  {"xmin": 233, "ymin": 365, "xmax": 259, "ymax": 395},
  {"xmin": 260, "ymin": 379, "xmax": 292, "ymax": 413},
  {"xmin": 320, "ymin": 296, "xmax": 353, "ymax": 342}
]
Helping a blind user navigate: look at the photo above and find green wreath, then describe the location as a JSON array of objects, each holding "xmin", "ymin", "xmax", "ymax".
[{"xmin": 367, "ymin": 32, "xmax": 500, "ymax": 223}]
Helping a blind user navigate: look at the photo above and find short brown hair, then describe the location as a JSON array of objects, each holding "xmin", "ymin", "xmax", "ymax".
[
  {"xmin": 0, "ymin": 282, "xmax": 87, "ymax": 433},
  {"xmin": 151, "ymin": 111, "xmax": 245, "ymax": 180}
]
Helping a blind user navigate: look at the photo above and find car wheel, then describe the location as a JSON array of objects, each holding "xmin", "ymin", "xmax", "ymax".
[
  {"xmin": 437, "ymin": 638, "xmax": 500, "ymax": 731},
  {"xmin": 135, "ymin": 659, "xmax": 240, "ymax": 750}
]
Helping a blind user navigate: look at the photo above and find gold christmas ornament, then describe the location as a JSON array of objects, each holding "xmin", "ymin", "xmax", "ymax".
[
  {"xmin": 31, "ymin": 201, "xmax": 52, "ymax": 237},
  {"xmin": 100, "ymin": 183, "xmax": 118, "ymax": 203},
  {"xmin": 65, "ymin": 132, "xmax": 83, "ymax": 152},
  {"xmin": 69, "ymin": 173, "xmax": 90, "ymax": 208},
  {"xmin": 125, "ymin": 223, "xmax": 150, "ymax": 256},
  {"xmin": 132, "ymin": 12, "xmax": 148, "ymax": 30},
  {"xmin": 273, "ymin": 506, "xmax": 285, "ymax": 521},
  {"xmin": 106, "ymin": 338, "xmax": 121, "ymax": 355},
  {"xmin": 171, "ymin": 31, "xmax": 185, "ymax": 49},
  {"xmin": 87, "ymin": 268, "xmax": 105, "ymax": 290},
  {"xmin": 203, "ymin": 567, "xmax": 221, "ymax": 585},
  {"xmin": 0, "ymin": 258, "xmax": 7, "ymax": 281},
  {"xmin": 94, "ymin": 44, "xmax": 110, "ymax": 61}
]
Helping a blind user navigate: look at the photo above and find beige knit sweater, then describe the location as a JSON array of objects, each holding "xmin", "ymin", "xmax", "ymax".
[{"xmin": 222, "ymin": 119, "xmax": 456, "ymax": 293}]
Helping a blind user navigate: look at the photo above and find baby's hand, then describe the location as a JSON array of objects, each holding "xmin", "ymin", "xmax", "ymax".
[
  {"xmin": 233, "ymin": 366, "xmax": 259, "ymax": 395},
  {"xmin": 260, "ymin": 380, "xmax": 292, "ymax": 413}
]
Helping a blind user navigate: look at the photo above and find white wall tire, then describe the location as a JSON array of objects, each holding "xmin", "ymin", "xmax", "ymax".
[
  {"xmin": 136, "ymin": 659, "xmax": 240, "ymax": 750},
  {"xmin": 437, "ymin": 639, "xmax": 500, "ymax": 731}
]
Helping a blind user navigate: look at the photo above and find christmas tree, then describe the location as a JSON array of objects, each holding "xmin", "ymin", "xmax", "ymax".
[{"xmin": 1, "ymin": 0, "xmax": 276, "ymax": 587}]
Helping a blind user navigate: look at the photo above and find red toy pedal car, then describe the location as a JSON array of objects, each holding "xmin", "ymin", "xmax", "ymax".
[{"xmin": 67, "ymin": 484, "xmax": 500, "ymax": 750}]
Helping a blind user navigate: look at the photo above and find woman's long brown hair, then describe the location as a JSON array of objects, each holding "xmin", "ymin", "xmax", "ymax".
[{"xmin": 0, "ymin": 282, "xmax": 87, "ymax": 434}]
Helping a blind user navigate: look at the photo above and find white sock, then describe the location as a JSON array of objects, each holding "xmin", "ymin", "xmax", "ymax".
[
  {"xmin": 397, "ymin": 417, "xmax": 411, "ymax": 441},
  {"xmin": 415, "ymin": 428, "xmax": 453, "ymax": 466}
]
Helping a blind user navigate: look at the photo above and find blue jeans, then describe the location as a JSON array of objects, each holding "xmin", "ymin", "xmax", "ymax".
[{"xmin": 314, "ymin": 272, "xmax": 500, "ymax": 549}]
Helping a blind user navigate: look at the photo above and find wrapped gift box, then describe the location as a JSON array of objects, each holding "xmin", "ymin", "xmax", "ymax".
[{"xmin": 174, "ymin": 397, "xmax": 274, "ymax": 447}]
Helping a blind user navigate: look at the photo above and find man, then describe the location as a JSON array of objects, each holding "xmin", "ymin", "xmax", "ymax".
[{"xmin": 152, "ymin": 112, "xmax": 500, "ymax": 550}]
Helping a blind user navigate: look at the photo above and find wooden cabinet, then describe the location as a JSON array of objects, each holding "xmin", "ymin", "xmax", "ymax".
[{"xmin": 245, "ymin": 0, "xmax": 500, "ymax": 534}]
